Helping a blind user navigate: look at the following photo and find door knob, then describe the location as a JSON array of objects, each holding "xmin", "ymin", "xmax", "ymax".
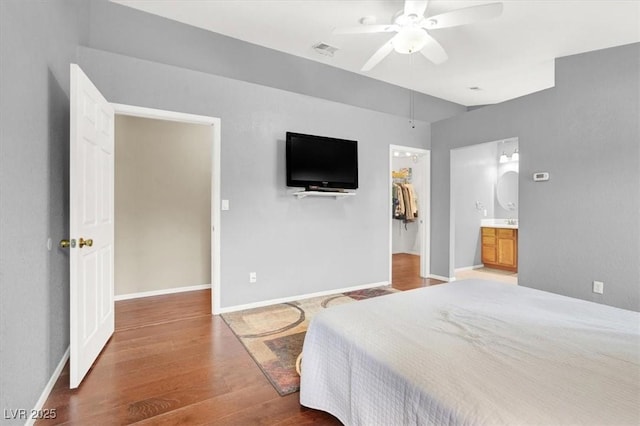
[
  {"xmin": 60, "ymin": 239, "xmax": 71, "ymax": 248},
  {"xmin": 79, "ymin": 238, "xmax": 93, "ymax": 248}
]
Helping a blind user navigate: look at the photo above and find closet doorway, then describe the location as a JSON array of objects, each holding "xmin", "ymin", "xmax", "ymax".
[{"xmin": 389, "ymin": 145, "xmax": 432, "ymax": 290}]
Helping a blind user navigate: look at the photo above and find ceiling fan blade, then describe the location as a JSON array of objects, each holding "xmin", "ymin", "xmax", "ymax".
[
  {"xmin": 423, "ymin": 2, "xmax": 503, "ymax": 30},
  {"xmin": 404, "ymin": 0, "xmax": 429, "ymax": 18},
  {"xmin": 333, "ymin": 24, "xmax": 398, "ymax": 35},
  {"xmin": 419, "ymin": 33, "xmax": 448, "ymax": 64},
  {"xmin": 361, "ymin": 35, "xmax": 398, "ymax": 71}
]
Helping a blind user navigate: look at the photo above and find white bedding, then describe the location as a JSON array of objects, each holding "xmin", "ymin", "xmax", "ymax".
[{"xmin": 300, "ymin": 280, "xmax": 640, "ymax": 425}]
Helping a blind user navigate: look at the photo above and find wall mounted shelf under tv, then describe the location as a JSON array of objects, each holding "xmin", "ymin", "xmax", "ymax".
[{"xmin": 293, "ymin": 191, "xmax": 356, "ymax": 199}]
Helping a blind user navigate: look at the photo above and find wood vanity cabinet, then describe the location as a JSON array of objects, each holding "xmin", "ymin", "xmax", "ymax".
[{"xmin": 481, "ymin": 227, "xmax": 518, "ymax": 272}]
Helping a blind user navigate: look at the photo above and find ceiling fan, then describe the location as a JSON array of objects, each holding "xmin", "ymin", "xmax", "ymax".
[{"xmin": 333, "ymin": 0, "xmax": 503, "ymax": 71}]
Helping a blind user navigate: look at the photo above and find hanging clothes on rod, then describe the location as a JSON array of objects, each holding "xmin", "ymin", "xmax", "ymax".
[
  {"xmin": 402, "ymin": 183, "xmax": 418, "ymax": 220},
  {"xmin": 392, "ymin": 168, "xmax": 418, "ymax": 223}
]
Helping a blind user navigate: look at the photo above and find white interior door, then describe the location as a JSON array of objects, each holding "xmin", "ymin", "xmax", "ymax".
[{"xmin": 69, "ymin": 64, "xmax": 115, "ymax": 388}]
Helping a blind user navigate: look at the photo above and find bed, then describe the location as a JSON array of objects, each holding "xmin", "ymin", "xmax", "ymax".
[{"xmin": 299, "ymin": 279, "xmax": 640, "ymax": 425}]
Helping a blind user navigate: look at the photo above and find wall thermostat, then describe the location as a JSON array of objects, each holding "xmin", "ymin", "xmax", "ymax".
[{"xmin": 533, "ymin": 172, "xmax": 550, "ymax": 182}]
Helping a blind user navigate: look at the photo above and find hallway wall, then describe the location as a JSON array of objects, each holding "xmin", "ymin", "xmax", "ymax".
[{"xmin": 115, "ymin": 115, "xmax": 212, "ymax": 296}]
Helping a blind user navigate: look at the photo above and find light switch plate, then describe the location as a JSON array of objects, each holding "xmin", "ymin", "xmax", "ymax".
[{"xmin": 221, "ymin": 200, "xmax": 229, "ymax": 210}]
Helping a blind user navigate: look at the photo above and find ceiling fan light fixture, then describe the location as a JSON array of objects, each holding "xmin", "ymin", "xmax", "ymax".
[
  {"xmin": 337, "ymin": 0, "xmax": 504, "ymax": 70},
  {"xmin": 393, "ymin": 27, "xmax": 428, "ymax": 54}
]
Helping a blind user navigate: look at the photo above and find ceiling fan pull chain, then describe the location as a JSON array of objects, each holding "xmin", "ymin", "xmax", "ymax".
[{"xmin": 409, "ymin": 54, "xmax": 415, "ymax": 129}]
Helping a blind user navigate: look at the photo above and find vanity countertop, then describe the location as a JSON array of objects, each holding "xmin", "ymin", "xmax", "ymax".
[{"xmin": 481, "ymin": 218, "xmax": 518, "ymax": 229}]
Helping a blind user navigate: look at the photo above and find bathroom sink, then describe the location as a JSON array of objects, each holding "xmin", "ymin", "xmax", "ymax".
[{"xmin": 481, "ymin": 218, "xmax": 518, "ymax": 229}]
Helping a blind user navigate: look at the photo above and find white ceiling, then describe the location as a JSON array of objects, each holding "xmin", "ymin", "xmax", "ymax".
[{"xmin": 113, "ymin": 0, "xmax": 640, "ymax": 106}]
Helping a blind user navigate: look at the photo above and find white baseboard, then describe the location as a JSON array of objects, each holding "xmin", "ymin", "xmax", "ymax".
[
  {"xmin": 454, "ymin": 264, "xmax": 484, "ymax": 272},
  {"xmin": 218, "ymin": 281, "xmax": 390, "ymax": 314},
  {"xmin": 115, "ymin": 284, "xmax": 211, "ymax": 301},
  {"xmin": 391, "ymin": 251, "xmax": 420, "ymax": 256},
  {"xmin": 429, "ymin": 274, "xmax": 455, "ymax": 282},
  {"xmin": 26, "ymin": 347, "xmax": 69, "ymax": 426}
]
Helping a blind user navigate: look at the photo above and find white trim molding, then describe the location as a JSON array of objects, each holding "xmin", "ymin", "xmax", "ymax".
[
  {"xmin": 111, "ymin": 103, "xmax": 216, "ymax": 126},
  {"xmin": 114, "ymin": 284, "xmax": 212, "ymax": 301},
  {"xmin": 218, "ymin": 281, "xmax": 390, "ymax": 314},
  {"xmin": 454, "ymin": 264, "xmax": 485, "ymax": 272},
  {"xmin": 430, "ymin": 274, "xmax": 455, "ymax": 282},
  {"xmin": 26, "ymin": 347, "xmax": 70, "ymax": 426}
]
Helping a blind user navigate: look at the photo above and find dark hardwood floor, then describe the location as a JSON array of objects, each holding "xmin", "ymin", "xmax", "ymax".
[
  {"xmin": 391, "ymin": 253, "xmax": 444, "ymax": 291},
  {"xmin": 38, "ymin": 254, "xmax": 442, "ymax": 425}
]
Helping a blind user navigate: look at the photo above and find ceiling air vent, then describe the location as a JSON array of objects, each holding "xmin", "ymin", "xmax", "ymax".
[{"xmin": 312, "ymin": 42, "xmax": 339, "ymax": 57}]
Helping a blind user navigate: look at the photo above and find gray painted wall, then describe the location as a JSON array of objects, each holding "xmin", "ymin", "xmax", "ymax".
[
  {"xmin": 77, "ymin": 46, "xmax": 433, "ymax": 307},
  {"xmin": 114, "ymin": 116, "xmax": 213, "ymax": 296},
  {"xmin": 86, "ymin": 0, "xmax": 464, "ymax": 124},
  {"xmin": 451, "ymin": 142, "xmax": 497, "ymax": 269},
  {"xmin": 0, "ymin": 0, "xmax": 463, "ymax": 417},
  {"xmin": 432, "ymin": 43, "xmax": 640, "ymax": 311},
  {"xmin": 0, "ymin": 0, "xmax": 88, "ymax": 420}
]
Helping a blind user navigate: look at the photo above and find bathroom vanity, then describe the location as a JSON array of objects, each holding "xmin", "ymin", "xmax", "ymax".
[{"xmin": 481, "ymin": 223, "xmax": 518, "ymax": 272}]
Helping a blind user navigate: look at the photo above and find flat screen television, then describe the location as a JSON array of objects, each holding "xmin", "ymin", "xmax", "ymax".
[{"xmin": 286, "ymin": 132, "xmax": 358, "ymax": 191}]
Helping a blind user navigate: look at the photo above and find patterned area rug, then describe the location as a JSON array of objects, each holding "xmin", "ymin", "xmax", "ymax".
[{"xmin": 221, "ymin": 286, "xmax": 397, "ymax": 396}]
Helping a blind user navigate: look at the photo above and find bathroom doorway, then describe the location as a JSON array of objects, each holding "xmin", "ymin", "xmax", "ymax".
[{"xmin": 450, "ymin": 138, "xmax": 519, "ymax": 284}]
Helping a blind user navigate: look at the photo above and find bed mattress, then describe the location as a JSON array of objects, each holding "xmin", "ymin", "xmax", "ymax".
[{"xmin": 300, "ymin": 280, "xmax": 640, "ymax": 425}]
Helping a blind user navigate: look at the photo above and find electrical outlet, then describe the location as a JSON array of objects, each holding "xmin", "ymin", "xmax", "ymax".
[
  {"xmin": 249, "ymin": 272, "xmax": 257, "ymax": 283},
  {"xmin": 592, "ymin": 280, "xmax": 604, "ymax": 294}
]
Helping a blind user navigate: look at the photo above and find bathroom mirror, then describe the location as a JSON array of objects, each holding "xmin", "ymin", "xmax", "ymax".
[{"xmin": 497, "ymin": 170, "xmax": 518, "ymax": 211}]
